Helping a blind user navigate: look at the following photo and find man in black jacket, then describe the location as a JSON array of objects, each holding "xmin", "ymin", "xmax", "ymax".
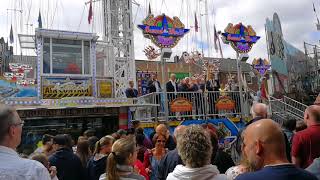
[
  {"xmin": 148, "ymin": 74, "xmax": 162, "ymax": 115},
  {"xmin": 147, "ymin": 74, "xmax": 161, "ymax": 93},
  {"xmin": 166, "ymin": 74, "xmax": 178, "ymax": 117},
  {"xmin": 49, "ymin": 134, "xmax": 85, "ymax": 180},
  {"xmin": 206, "ymin": 73, "xmax": 220, "ymax": 116}
]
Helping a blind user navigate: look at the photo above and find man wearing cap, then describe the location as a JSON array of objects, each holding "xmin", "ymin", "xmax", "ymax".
[
  {"xmin": 0, "ymin": 105, "xmax": 51, "ymax": 180},
  {"xmin": 49, "ymin": 134, "xmax": 85, "ymax": 180}
]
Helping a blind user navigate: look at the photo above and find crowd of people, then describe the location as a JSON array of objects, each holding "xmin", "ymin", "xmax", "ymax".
[{"xmin": 0, "ymin": 103, "xmax": 320, "ymax": 180}]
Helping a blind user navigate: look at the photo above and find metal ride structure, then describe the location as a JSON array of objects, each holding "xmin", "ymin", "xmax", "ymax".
[{"xmin": 103, "ymin": 0, "xmax": 136, "ymax": 97}]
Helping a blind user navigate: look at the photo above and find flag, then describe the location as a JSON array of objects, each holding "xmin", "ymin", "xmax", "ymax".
[
  {"xmin": 88, "ymin": 0, "xmax": 93, "ymax": 24},
  {"xmin": 313, "ymin": 3, "xmax": 320, "ymax": 24},
  {"xmin": 148, "ymin": 2, "xmax": 151, "ymax": 15},
  {"xmin": 9, "ymin": 24, "xmax": 14, "ymax": 44},
  {"xmin": 38, "ymin": 11, "xmax": 42, "ymax": 28},
  {"xmin": 194, "ymin": 13, "xmax": 199, "ymax": 32},
  {"xmin": 261, "ymin": 80, "xmax": 269, "ymax": 100},
  {"xmin": 213, "ymin": 25, "xmax": 218, "ymax": 51}
]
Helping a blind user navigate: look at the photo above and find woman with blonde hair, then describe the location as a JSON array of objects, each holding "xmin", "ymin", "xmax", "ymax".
[
  {"xmin": 87, "ymin": 136, "xmax": 114, "ymax": 180},
  {"xmin": 99, "ymin": 137, "xmax": 144, "ymax": 180}
]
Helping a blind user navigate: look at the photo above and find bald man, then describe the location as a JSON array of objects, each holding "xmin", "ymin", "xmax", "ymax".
[
  {"xmin": 236, "ymin": 119, "xmax": 317, "ymax": 180},
  {"xmin": 156, "ymin": 125, "xmax": 187, "ymax": 180},
  {"xmin": 292, "ymin": 105, "xmax": 320, "ymax": 168},
  {"xmin": 150, "ymin": 124, "xmax": 176, "ymax": 151}
]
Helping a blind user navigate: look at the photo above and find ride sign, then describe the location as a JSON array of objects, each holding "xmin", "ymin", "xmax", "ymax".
[
  {"xmin": 222, "ymin": 23, "xmax": 260, "ymax": 53},
  {"xmin": 138, "ymin": 14, "xmax": 189, "ymax": 48},
  {"xmin": 252, "ymin": 58, "xmax": 271, "ymax": 76}
]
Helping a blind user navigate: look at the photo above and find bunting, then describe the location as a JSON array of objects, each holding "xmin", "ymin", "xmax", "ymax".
[
  {"xmin": 148, "ymin": 2, "xmax": 152, "ymax": 15},
  {"xmin": 213, "ymin": 25, "xmax": 218, "ymax": 51},
  {"xmin": 38, "ymin": 11, "xmax": 42, "ymax": 28},
  {"xmin": 313, "ymin": 2, "xmax": 320, "ymax": 24},
  {"xmin": 88, "ymin": 0, "xmax": 93, "ymax": 24},
  {"xmin": 194, "ymin": 13, "xmax": 199, "ymax": 32},
  {"xmin": 9, "ymin": 24, "xmax": 14, "ymax": 44}
]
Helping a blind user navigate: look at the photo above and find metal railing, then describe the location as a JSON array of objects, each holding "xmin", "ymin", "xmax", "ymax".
[
  {"xmin": 269, "ymin": 96, "xmax": 307, "ymax": 125},
  {"xmin": 134, "ymin": 91, "xmax": 254, "ymax": 122}
]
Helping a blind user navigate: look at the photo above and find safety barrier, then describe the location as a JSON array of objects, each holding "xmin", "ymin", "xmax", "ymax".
[{"xmin": 135, "ymin": 91, "xmax": 254, "ymax": 122}]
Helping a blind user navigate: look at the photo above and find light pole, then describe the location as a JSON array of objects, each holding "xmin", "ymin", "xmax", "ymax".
[
  {"xmin": 237, "ymin": 53, "xmax": 249, "ymax": 117},
  {"xmin": 160, "ymin": 48, "xmax": 172, "ymax": 121}
]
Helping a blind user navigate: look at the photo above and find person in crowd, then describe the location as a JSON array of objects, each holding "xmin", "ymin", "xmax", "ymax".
[
  {"xmin": 125, "ymin": 80, "xmax": 139, "ymax": 98},
  {"xmin": 144, "ymin": 133, "xmax": 168, "ymax": 180},
  {"xmin": 197, "ymin": 78, "xmax": 205, "ymax": 92},
  {"xmin": 84, "ymin": 129, "xmax": 96, "ymax": 139},
  {"xmin": 111, "ymin": 132, "xmax": 121, "ymax": 140},
  {"xmin": 295, "ymin": 120, "xmax": 307, "ymax": 132},
  {"xmin": 88, "ymin": 136, "xmax": 99, "ymax": 155},
  {"xmin": 206, "ymin": 73, "xmax": 220, "ymax": 116},
  {"xmin": 134, "ymin": 158, "xmax": 150, "ymax": 180},
  {"xmin": 235, "ymin": 119, "xmax": 317, "ymax": 180},
  {"xmin": 147, "ymin": 74, "xmax": 162, "ymax": 115},
  {"xmin": 49, "ymin": 134, "xmax": 85, "ymax": 180},
  {"xmin": 167, "ymin": 125, "xmax": 227, "ymax": 180},
  {"xmin": 150, "ymin": 124, "xmax": 176, "ymax": 150},
  {"xmin": 0, "ymin": 105, "xmax": 51, "ymax": 180},
  {"xmin": 202, "ymin": 123, "xmax": 235, "ymax": 173},
  {"xmin": 99, "ymin": 137, "xmax": 145, "ymax": 180},
  {"xmin": 136, "ymin": 127, "xmax": 153, "ymax": 149},
  {"xmin": 76, "ymin": 139, "xmax": 91, "ymax": 168},
  {"xmin": 235, "ymin": 103, "xmax": 268, "ymax": 162},
  {"xmin": 147, "ymin": 74, "xmax": 161, "ymax": 93},
  {"xmin": 31, "ymin": 153, "xmax": 59, "ymax": 180},
  {"xmin": 292, "ymin": 105, "xmax": 320, "ymax": 168},
  {"xmin": 246, "ymin": 103, "xmax": 268, "ymax": 126},
  {"xmin": 87, "ymin": 136, "xmax": 114, "ymax": 180},
  {"xmin": 78, "ymin": 136, "xmax": 88, "ymax": 142},
  {"xmin": 166, "ymin": 74, "xmax": 179, "ymax": 118},
  {"xmin": 32, "ymin": 134, "xmax": 54, "ymax": 157},
  {"xmin": 282, "ymin": 117, "xmax": 296, "ymax": 149},
  {"xmin": 226, "ymin": 157, "xmax": 254, "ymax": 180},
  {"xmin": 306, "ymin": 157, "xmax": 320, "ymax": 179},
  {"xmin": 136, "ymin": 133, "xmax": 148, "ymax": 162},
  {"xmin": 179, "ymin": 77, "xmax": 190, "ymax": 92},
  {"xmin": 156, "ymin": 125, "xmax": 186, "ymax": 180},
  {"xmin": 117, "ymin": 129, "xmax": 128, "ymax": 139}
]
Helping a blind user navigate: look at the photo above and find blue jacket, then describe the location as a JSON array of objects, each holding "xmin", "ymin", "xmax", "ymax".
[{"xmin": 49, "ymin": 148, "xmax": 85, "ymax": 180}]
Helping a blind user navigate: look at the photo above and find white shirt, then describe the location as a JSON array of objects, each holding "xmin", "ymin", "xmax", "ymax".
[
  {"xmin": 154, "ymin": 81, "xmax": 160, "ymax": 92},
  {"xmin": 170, "ymin": 80, "xmax": 177, "ymax": 92},
  {"xmin": 0, "ymin": 145, "xmax": 51, "ymax": 180}
]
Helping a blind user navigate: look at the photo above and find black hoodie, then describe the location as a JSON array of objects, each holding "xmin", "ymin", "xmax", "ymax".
[
  {"xmin": 49, "ymin": 148, "xmax": 85, "ymax": 180},
  {"xmin": 87, "ymin": 154, "xmax": 108, "ymax": 180}
]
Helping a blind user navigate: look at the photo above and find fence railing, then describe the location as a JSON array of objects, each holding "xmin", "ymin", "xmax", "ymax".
[
  {"xmin": 269, "ymin": 96, "xmax": 307, "ymax": 125},
  {"xmin": 134, "ymin": 91, "xmax": 254, "ymax": 122}
]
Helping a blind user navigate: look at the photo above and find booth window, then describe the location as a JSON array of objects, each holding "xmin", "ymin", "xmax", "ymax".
[
  {"xmin": 43, "ymin": 38, "xmax": 91, "ymax": 75},
  {"xmin": 43, "ymin": 38, "xmax": 50, "ymax": 73}
]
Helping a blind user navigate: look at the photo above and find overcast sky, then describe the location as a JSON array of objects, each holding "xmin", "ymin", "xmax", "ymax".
[{"xmin": 0, "ymin": 0, "xmax": 318, "ymax": 62}]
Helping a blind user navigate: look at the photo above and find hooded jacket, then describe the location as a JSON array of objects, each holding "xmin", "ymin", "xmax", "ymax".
[
  {"xmin": 87, "ymin": 154, "xmax": 108, "ymax": 180},
  {"xmin": 49, "ymin": 148, "xmax": 85, "ymax": 180},
  {"xmin": 166, "ymin": 164, "xmax": 227, "ymax": 180}
]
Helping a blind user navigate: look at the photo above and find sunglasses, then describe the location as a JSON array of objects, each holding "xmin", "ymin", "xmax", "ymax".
[{"xmin": 157, "ymin": 140, "xmax": 166, "ymax": 143}]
